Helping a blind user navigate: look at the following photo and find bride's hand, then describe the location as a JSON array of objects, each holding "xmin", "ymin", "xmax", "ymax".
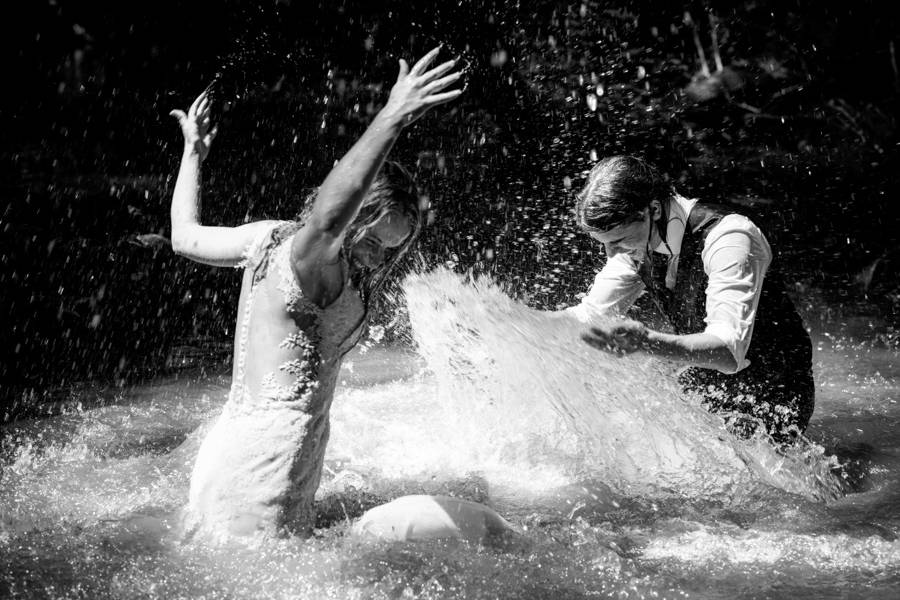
[
  {"xmin": 380, "ymin": 46, "xmax": 464, "ymax": 127},
  {"xmin": 170, "ymin": 90, "xmax": 218, "ymax": 161}
]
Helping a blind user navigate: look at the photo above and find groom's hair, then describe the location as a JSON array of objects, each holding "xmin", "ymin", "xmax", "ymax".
[{"xmin": 575, "ymin": 155, "xmax": 672, "ymax": 232}]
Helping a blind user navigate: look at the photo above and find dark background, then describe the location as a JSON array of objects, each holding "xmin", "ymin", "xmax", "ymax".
[{"xmin": 2, "ymin": 0, "xmax": 899, "ymax": 420}]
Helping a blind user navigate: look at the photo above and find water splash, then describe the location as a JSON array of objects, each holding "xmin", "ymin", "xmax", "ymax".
[
  {"xmin": 0, "ymin": 299, "xmax": 894, "ymax": 598},
  {"xmin": 402, "ymin": 267, "xmax": 843, "ymax": 501}
]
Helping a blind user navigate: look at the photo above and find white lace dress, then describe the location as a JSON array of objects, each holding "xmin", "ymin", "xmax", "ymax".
[{"xmin": 184, "ymin": 223, "xmax": 366, "ymax": 543}]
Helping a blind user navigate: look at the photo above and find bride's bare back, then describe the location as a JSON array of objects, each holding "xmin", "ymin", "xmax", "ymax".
[{"xmin": 185, "ymin": 225, "xmax": 365, "ymax": 542}]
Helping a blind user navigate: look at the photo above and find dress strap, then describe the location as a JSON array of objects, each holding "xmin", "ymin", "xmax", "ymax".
[{"xmin": 248, "ymin": 221, "xmax": 302, "ymax": 286}]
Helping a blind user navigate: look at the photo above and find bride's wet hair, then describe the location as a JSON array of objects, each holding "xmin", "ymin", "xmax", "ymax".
[
  {"xmin": 257, "ymin": 161, "xmax": 423, "ymax": 311},
  {"xmin": 344, "ymin": 161, "xmax": 423, "ymax": 306}
]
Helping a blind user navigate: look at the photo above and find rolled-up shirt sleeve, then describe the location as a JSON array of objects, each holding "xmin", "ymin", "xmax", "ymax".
[
  {"xmin": 567, "ymin": 252, "xmax": 645, "ymax": 322},
  {"xmin": 701, "ymin": 215, "xmax": 772, "ymax": 374}
]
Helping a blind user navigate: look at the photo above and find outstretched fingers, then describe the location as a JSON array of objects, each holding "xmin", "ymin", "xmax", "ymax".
[
  {"xmin": 420, "ymin": 58, "xmax": 459, "ymax": 83},
  {"xmin": 581, "ymin": 328, "xmax": 619, "ymax": 353},
  {"xmin": 204, "ymin": 125, "xmax": 218, "ymax": 147},
  {"xmin": 422, "ymin": 89, "xmax": 464, "ymax": 106},
  {"xmin": 423, "ymin": 71, "xmax": 463, "ymax": 95},
  {"xmin": 189, "ymin": 91, "xmax": 206, "ymax": 116},
  {"xmin": 384, "ymin": 47, "xmax": 463, "ymax": 123},
  {"xmin": 197, "ymin": 94, "xmax": 212, "ymax": 118},
  {"xmin": 409, "ymin": 46, "xmax": 442, "ymax": 76}
]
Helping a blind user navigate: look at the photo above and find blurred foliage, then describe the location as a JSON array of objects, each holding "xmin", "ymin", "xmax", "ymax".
[{"xmin": 2, "ymin": 0, "xmax": 898, "ymax": 418}]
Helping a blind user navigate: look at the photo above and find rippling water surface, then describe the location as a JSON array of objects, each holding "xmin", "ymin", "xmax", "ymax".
[{"xmin": 2, "ymin": 270, "xmax": 899, "ymax": 599}]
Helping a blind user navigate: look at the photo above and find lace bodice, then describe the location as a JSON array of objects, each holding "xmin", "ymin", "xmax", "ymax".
[
  {"xmin": 186, "ymin": 221, "xmax": 368, "ymax": 542},
  {"xmin": 235, "ymin": 222, "xmax": 366, "ymax": 404}
]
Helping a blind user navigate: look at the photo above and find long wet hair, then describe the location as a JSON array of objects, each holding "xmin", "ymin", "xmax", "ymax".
[
  {"xmin": 255, "ymin": 161, "xmax": 422, "ymax": 312},
  {"xmin": 575, "ymin": 155, "xmax": 673, "ymax": 233},
  {"xmin": 342, "ymin": 161, "xmax": 423, "ymax": 307}
]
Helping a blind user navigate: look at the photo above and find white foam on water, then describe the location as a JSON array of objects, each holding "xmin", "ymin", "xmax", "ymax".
[
  {"xmin": 0, "ymin": 385, "xmax": 215, "ymax": 539},
  {"xmin": 642, "ymin": 528, "xmax": 900, "ymax": 570}
]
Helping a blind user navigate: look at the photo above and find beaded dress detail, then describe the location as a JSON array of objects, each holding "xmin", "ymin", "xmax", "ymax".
[{"xmin": 185, "ymin": 222, "xmax": 366, "ymax": 543}]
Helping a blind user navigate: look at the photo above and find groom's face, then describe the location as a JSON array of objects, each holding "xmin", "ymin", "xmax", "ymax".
[{"xmin": 588, "ymin": 209, "xmax": 651, "ymax": 261}]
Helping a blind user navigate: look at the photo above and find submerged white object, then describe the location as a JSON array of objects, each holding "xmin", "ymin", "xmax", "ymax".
[{"xmin": 352, "ymin": 495, "xmax": 517, "ymax": 543}]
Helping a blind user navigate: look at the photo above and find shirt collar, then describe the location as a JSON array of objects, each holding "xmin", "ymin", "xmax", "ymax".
[{"xmin": 651, "ymin": 195, "xmax": 697, "ymax": 256}]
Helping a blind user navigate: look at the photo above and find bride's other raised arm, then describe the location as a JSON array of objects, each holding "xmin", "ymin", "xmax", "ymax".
[{"xmin": 168, "ymin": 89, "xmax": 278, "ymax": 267}]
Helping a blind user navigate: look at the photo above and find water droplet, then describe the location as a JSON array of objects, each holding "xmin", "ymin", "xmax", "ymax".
[{"xmin": 490, "ymin": 50, "xmax": 508, "ymax": 67}]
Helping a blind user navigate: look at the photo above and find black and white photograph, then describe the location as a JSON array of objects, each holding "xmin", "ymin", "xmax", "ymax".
[{"xmin": 2, "ymin": 1, "xmax": 899, "ymax": 598}]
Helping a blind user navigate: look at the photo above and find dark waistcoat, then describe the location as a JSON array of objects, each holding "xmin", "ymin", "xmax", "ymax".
[{"xmin": 638, "ymin": 203, "xmax": 814, "ymax": 437}]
